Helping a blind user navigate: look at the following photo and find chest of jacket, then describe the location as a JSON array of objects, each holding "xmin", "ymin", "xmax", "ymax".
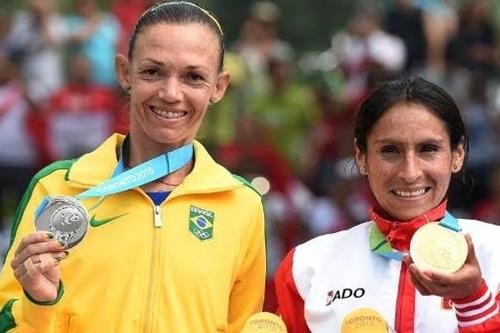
[
  {"xmin": 293, "ymin": 221, "xmax": 500, "ymax": 333},
  {"xmin": 39, "ymin": 188, "xmax": 258, "ymax": 332}
]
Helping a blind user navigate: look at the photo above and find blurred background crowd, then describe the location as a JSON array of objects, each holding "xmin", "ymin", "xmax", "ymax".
[{"xmin": 0, "ymin": 0, "xmax": 499, "ymax": 311}]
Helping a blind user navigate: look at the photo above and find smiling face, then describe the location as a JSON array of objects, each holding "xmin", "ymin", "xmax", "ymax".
[
  {"xmin": 116, "ymin": 22, "xmax": 229, "ymax": 155},
  {"xmin": 355, "ymin": 102, "xmax": 465, "ymax": 221}
]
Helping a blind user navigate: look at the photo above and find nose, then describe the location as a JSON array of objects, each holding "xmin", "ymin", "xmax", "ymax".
[
  {"xmin": 399, "ymin": 152, "xmax": 422, "ymax": 183},
  {"xmin": 159, "ymin": 77, "xmax": 182, "ymax": 103}
]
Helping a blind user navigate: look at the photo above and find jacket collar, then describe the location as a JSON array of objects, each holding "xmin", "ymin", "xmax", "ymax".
[
  {"xmin": 370, "ymin": 200, "xmax": 447, "ymax": 251},
  {"xmin": 66, "ymin": 134, "xmax": 244, "ymax": 195}
]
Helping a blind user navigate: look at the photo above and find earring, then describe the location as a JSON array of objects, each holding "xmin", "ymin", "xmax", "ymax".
[
  {"xmin": 123, "ymin": 86, "xmax": 131, "ymax": 96},
  {"xmin": 453, "ymin": 164, "xmax": 461, "ymax": 172},
  {"xmin": 359, "ymin": 166, "xmax": 367, "ymax": 176},
  {"xmin": 209, "ymin": 98, "xmax": 215, "ymax": 105}
]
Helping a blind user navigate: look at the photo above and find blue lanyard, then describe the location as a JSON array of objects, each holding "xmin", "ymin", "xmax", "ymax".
[
  {"xmin": 77, "ymin": 142, "xmax": 193, "ymax": 198},
  {"xmin": 35, "ymin": 140, "xmax": 193, "ymax": 217},
  {"xmin": 369, "ymin": 211, "xmax": 461, "ymax": 261}
]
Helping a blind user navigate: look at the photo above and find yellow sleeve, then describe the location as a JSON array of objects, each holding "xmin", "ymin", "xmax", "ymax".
[
  {"xmin": 0, "ymin": 180, "xmax": 60, "ymax": 333},
  {"xmin": 227, "ymin": 198, "xmax": 266, "ymax": 332}
]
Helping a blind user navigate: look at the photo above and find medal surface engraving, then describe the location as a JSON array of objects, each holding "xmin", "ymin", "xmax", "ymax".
[
  {"xmin": 341, "ymin": 308, "xmax": 390, "ymax": 333},
  {"xmin": 35, "ymin": 196, "xmax": 88, "ymax": 248},
  {"xmin": 410, "ymin": 222, "xmax": 468, "ymax": 274}
]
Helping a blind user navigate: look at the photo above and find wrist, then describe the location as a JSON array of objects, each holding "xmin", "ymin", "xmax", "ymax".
[
  {"xmin": 452, "ymin": 279, "xmax": 485, "ymax": 303},
  {"xmin": 24, "ymin": 282, "xmax": 64, "ymax": 306}
]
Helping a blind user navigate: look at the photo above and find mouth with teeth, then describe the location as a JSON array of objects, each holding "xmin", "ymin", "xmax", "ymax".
[
  {"xmin": 392, "ymin": 187, "xmax": 430, "ymax": 198},
  {"xmin": 150, "ymin": 106, "xmax": 188, "ymax": 119}
]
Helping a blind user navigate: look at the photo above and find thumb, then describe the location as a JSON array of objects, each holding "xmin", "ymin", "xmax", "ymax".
[{"xmin": 464, "ymin": 233, "xmax": 478, "ymax": 266}]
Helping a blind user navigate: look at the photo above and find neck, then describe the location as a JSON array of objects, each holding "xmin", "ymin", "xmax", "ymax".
[
  {"xmin": 127, "ymin": 133, "xmax": 190, "ymax": 167},
  {"xmin": 124, "ymin": 134, "xmax": 194, "ymax": 191},
  {"xmin": 142, "ymin": 161, "xmax": 193, "ymax": 193}
]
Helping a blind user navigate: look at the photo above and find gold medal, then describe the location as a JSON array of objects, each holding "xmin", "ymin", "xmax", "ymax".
[
  {"xmin": 410, "ymin": 222, "xmax": 467, "ymax": 274},
  {"xmin": 341, "ymin": 308, "xmax": 390, "ymax": 333},
  {"xmin": 241, "ymin": 312, "xmax": 287, "ymax": 333}
]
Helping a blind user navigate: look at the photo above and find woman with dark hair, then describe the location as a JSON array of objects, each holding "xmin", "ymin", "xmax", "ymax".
[
  {"xmin": 275, "ymin": 77, "xmax": 500, "ymax": 332},
  {"xmin": 0, "ymin": 2, "xmax": 266, "ymax": 332}
]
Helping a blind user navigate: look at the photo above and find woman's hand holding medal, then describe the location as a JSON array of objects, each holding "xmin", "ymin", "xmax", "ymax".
[
  {"xmin": 10, "ymin": 231, "xmax": 68, "ymax": 303},
  {"xmin": 10, "ymin": 195, "xmax": 87, "ymax": 302},
  {"xmin": 404, "ymin": 233, "xmax": 482, "ymax": 300}
]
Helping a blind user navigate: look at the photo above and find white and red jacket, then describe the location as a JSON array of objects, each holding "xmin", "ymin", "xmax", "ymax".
[{"xmin": 275, "ymin": 204, "xmax": 500, "ymax": 332}]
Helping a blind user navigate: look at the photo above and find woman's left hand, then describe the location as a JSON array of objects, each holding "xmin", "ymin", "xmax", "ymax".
[{"xmin": 403, "ymin": 234, "xmax": 482, "ymax": 299}]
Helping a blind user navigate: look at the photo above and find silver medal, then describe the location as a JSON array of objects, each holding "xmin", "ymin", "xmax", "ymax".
[{"xmin": 35, "ymin": 196, "xmax": 88, "ymax": 248}]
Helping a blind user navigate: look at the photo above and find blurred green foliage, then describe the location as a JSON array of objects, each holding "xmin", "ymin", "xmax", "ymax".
[{"xmin": 210, "ymin": 0, "xmax": 355, "ymax": 52}]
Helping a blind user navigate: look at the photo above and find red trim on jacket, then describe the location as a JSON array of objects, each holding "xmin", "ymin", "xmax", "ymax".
[
  {"xmin": 457, "ymin": 304, "xmax": 497, "ymax": 323},
  {"xmin": 275, "ymin": 249, "xmax": 310, "ymax": 333},
  {"xmin": 372, "ymin": 203, "xmax": 446, "ymax": 332},
  {"xmin": 456, "ymin": 294, "xmax": 492, "ymax": 314},
  {"xmin": 453, "ymin": 280, "xmax": 500, "ymax": 331},
  {"xmin": 371, "ymin": 201, "xmax": 447, "ymax": 251},
  {"xmin": 458, "ymin": 297, "xmax": 500, "ymax": 333},
  {"xmin": 395, "ymin": 264, "xmax": 416, "ymax": 333}
]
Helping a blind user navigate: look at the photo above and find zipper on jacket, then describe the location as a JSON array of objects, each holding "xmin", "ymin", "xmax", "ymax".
[
  {"xmin": 154, "ymin": 205, "xmax": 162, "ymax": 227},
  {"xmin": 144, "ymin": 205, "xmax": 163, "ymax": 332}
]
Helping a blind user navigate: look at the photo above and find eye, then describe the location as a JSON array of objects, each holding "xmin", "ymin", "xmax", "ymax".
[
  {"xmin": 420, "ymin": 144, "xmax": 439, "ymax": 153},
  {"xmin": 139, "ymin": 68, "xmax": 161, "ymax": 80},
  {"xmin": 380, "ymin": 145, "xmax": 399, "ymax": 154},
  {"xmin": 184, "ymin": 72, "xmax": 206, "ymax": 85}
]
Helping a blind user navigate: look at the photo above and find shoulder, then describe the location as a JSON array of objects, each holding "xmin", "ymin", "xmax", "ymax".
[
  {"xmin": 294, "ymin": 221, "xmax": 372, "ymax": 258},
  {"xmin": 231, "ymin": 173, "xmax": 262, "ymax": 199},
  {"xmin": 459, "ymin": 219, "xmax": 500, "ymax": 285},
  {"xmin": 191, "ymin": 141, "xmax": 262, "ymax": 203},
  {"xmin": 32, "ymin": 159, "xmax": 77, "ymax": 185},
  {"xmin": 459, "ymin": 219, "xmax": 500, "ymax": 238},
  {"xmin": 287, "ymin": 222, "xmax": 373, "ymax": 296},
  {"xmin": 19, "ymin": 159, "xmax": 78, "ymax": 216},
  {"xmin": 459, "ymin": 219, "xmax": 500, "ymax": 251},
  {"xmin": 65, "ymin": 134, "xmax": 123, "ymax": 183},
  {"xmin": 18, "ymin": 158, "xmax": 77, "ymax": 204},
  {"xmin": 223, "ymin": 174, "xmax": 263, "ymax": 223}
]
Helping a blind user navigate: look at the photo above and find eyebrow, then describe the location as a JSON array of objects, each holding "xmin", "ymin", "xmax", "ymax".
[
  {"xmin": 138, "ymin": 58, "xmax": 164, "ymax": 66},
  {"xmin": 138, "ymin": 59, "xmax": 210, "ymax": 72},
  {"xmin": 373, "ymin": 138, "xmax": 447, "ymax": 145}
]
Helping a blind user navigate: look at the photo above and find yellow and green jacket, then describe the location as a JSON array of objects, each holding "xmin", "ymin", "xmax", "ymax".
[{"xmin": 0, "ymin": 134, "xmax": 266, "ymax": 333}]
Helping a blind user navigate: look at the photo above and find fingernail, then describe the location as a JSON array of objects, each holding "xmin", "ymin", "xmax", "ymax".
[
  {"xmin": 52, "ymin": 252, "xmax": 64, "ymax": 261},
  {"xmin": 56, "ymin": 240, "xmax": 66, "ymax": 248},
  {"xmin": 63, "ymin": 251, "xmax": 69, "ymax": 256},
  {"xmin": 46, "ymin": 232, "xmax": 54, "ymax": 240}
]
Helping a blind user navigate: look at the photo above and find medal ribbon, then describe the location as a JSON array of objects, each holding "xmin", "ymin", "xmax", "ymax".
[
  {"xmin": 76, "ymin": 142, "xmax": 193, "ymax": 198},
  {"xmin": 35, "ymin": 141, "xmax": 193, "ymax": 217},
  {"xmin": 369, "ymin": 211, "xmax": 461, "ymax": 261}
]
